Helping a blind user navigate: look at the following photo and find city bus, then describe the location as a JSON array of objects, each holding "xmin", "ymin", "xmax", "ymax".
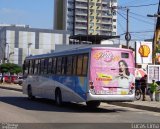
[{"xmin": 22, "ymin": 47, "xmax": 135, "ymax": 108}]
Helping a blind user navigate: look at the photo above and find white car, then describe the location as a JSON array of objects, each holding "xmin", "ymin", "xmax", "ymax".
[{"xmin": 13, "ymin": 76, "xmax": 24, "ymax": 85}]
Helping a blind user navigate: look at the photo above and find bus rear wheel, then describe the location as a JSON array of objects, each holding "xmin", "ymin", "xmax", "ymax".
[
  {"xmin": 55, "ymin": 89, "xmax": 63, "ymax": 106},
  {"xmin": 27, "ymin": 85, "xmax": 35, "ymax": 100},
  {"xmin": 86, "ymin": 101, "xmax": 101, "ymax": 108}
]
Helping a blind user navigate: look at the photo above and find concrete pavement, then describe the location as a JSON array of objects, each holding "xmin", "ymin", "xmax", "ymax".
[
  {"xmin": 0, "ymin": 83, "xmax": 160, "ymax": 112},
  {"xmin": 0, "ymin": 83, "xmax": 22, "ymax": 92}
]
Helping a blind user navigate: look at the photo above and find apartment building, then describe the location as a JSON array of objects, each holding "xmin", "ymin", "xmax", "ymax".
[{"xmin": 54, "ymin": 0, "xmax": 117, "ymax": 36}]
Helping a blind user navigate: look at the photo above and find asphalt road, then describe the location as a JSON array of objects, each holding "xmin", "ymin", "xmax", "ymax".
[{"xmin": 0, "ymin": 89, "xmax": 160, "ymax": 129}]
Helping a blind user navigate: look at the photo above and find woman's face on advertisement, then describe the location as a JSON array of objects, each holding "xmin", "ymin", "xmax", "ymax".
[{"xmin": 119, "ymin": 62, "xmax": 125, "ymax": 72}]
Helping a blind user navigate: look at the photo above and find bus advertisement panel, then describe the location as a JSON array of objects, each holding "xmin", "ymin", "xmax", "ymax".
[{"xmin": 90, "ymin": 48, "xmax": 135, "ymax": 96}]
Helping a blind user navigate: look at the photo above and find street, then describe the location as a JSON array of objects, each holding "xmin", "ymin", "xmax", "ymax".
[{"xmin": 0, "ymin": 89, "xmax": 160, "ymax": 123}]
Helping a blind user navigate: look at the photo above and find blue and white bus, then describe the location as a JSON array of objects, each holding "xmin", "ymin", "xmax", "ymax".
[{"xmin": 23, "ymin": 47, "xmax": 135, "ymax": 108}]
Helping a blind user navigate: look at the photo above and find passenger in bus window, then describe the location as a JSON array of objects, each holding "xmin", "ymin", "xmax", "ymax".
[{"xmin": 113, "ymin": 60, "xmax": 134, "ymax": 89}]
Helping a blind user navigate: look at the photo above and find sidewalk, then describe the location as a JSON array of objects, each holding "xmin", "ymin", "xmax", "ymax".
[
  {"xmin": 110, "ymin": 98, "xmax": 160, "ymax": 113},
  {"xmin": 0, "ymin": 83, "xmax": 22, "ymax": 92},
  {"xmin": 0, "ymin": 83, "xmax": 160, "ymax": 112}
]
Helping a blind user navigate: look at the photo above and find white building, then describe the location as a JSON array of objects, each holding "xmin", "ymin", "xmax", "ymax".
[{"xmin": 0, "ymin": 24, "xmax": 70, "ymax": 65}]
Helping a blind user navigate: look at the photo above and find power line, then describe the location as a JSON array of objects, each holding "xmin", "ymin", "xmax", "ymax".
[
  {"xmin": 119, "ymin": 11, "xmax": 154, "ymax": 25},
  {"xmin": 121, "ymin": 10, "xmax": 155, "ymax": 21},
  {"xmin": 123, "ymin": 3, "xmax": 158, "ymax": 8},
  {"xmin": 130, "ymin": 30, "xmax": 154, "ymax": 33},
  {"xmin": 117, "ymin": 11, "xmax": 127, "ymax": 20}
]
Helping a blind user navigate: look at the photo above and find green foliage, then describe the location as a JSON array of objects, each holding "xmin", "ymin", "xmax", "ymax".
[{"xmin": 0, "ymin": 63, "xmax": 22, "ymax": 74}]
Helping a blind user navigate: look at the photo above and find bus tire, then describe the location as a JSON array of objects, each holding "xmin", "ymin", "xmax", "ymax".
[
  {"xmin": 27, "ymin": 85, "xmax": 35, "ymax": 100},
  {"xmin": 55, "ymin": 88, "xmax": 63, "ymax": 106},
  {"xmin": 86, "ymin": 101, "xmax": 100, "ymax": 108}
]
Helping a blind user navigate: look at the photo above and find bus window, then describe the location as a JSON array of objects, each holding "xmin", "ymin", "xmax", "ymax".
[
  {"xmin": 57, "ymin": 57, "xmax": 62, "ymax": 75},
  {"xmin": 32, "ymin": 60, "xmax": 35, "ymax": 74},
  {"xmin": 40, "ymin": 59, "xmax": 45, "ymax": 74},
  {"xmin": 24, "ymin": 60, "xmax": 29, "ymax": 75},
  {"xmin": 66, "ymin": 56, "xmax": 73, "ymax": 75},
  {"xmin": 77, "ymin": 55, "xmax": 83, "ymax": 75},
  {"xmin": 29, "ymin": 60, "xmax": 33, "ymax": 75},
  {"xmin": 52, "ymin": 58, "xmax": 57, "ymax": 74},
  {"xmin": 121, "ymin": 53, "xmax": 129, "ymax": 58},
  {"xmin": 44, "ymin": 58, "xmax": 48, "ymax": 74},
  {"xmin": 82, "ymin": 54, "xmax": 88, "ymax": 75},
  {"xmin": 34, "ymin": 60, "xmax": 39, "ymax": 74},
  {"xmin": 62, "ymin": 57, "xmax": 67, "ymax": 75},
  {"xmin": 48, "ymin": 58, "xmax": 53, "ymax": 74},
  {"xmin": 72, "ymin": 56, "xmax": 77, "ymax": 75},
  {"xmin": 38, "ymin": 60, "xmax": 41, "ymax": 74}
]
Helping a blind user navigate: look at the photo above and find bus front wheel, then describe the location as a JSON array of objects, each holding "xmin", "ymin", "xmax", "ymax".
[
  {"xmin": 55, "ymin": 89, "xmax": 63, "ymax": 106},
  {"xmin": 86, "ymin": 101, "xmax": 101, "ymax": 108}
]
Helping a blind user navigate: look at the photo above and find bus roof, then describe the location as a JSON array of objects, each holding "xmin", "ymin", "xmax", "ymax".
[{"xmin": 25, "ymin": 46, "xmax": 133, "ymax": 60}]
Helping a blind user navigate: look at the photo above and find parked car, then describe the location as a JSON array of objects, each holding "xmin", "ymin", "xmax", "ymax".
[
  {"xmin": 13, "ymin": 76, "xmax": 24, "ymax": 85},
  {"xmin": 4, "ymin": 75, "xmax": 17, "ymax": 83}
]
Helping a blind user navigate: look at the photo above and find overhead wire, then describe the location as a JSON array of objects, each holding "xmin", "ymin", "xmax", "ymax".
[
  {"xmin": 126, "ymin": 3, "xmax": 159, "ymax": 8},
  {"xmin": 118, "ymin": 10, "xmax": 155, "ymax": 26}
]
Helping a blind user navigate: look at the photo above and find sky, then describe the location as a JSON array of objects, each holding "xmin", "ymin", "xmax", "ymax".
[{"xmin": 0, "ymin": 0, "xmax": 159, "ymax": 41}]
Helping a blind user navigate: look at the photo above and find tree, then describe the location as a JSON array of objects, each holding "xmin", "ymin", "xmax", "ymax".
[{"xmin": 0, "ymin": 63, "xmax": 22, "ymax": 75}]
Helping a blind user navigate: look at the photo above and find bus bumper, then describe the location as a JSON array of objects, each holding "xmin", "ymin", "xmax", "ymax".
[{"xmin": 87, "ymin": 92, "xmax": 135, "ymax": 102}]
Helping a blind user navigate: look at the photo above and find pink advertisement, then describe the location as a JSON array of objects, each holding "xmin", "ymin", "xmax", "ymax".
[{"xmin": 90, "ymin": 48, "xmax": 135, "ymax": 95}]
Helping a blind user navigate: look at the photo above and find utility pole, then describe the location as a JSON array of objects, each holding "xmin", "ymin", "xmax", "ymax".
[
  {"xmin": 125, "ymin": 8, "xmax": 131, "ymax": 48},
  {"xmin": 2, "ymin": 42, "xmax": 7, "ymax": 64}
]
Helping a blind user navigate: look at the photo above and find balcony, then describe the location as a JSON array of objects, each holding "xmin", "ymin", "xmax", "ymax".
[
  {"xmin": 102, "ymin": 1, "xmax": 109, "ymax": 5},
  {"xmin": 101, "ymin": 21, "xmax": 112, "ymax": 25},
  {"xmin": 76, "ymin": 0, "xmax": 88, "ymax": 3},
  {"xmin": 75, "ymin": 24, "xmax": 87, "ymax": 30},
  {"xmin": 100, "ymin": 27, "xmax": 112, "ymax": 31},
  {"xmin": 75, "ymin": 18, "xmax": 87, "ymax": 23},
  {"xmin": 75, "ymin": 11, "xmax": 87, "ymax": 16}
]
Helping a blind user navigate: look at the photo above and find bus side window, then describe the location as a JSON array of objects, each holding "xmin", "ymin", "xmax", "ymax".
[
  {"xmin": 62, "ymin": 57, "xmax": 67, "ymax": 75},
  {"xmin": 57, "ymin": 57, "xmax": 62, "ymax": 75},
  {"xmin": 52, "ymin": 58, "xmax": 57, "ymax": 74},
  {"xmin": 32, "ymin": 60, "xmax": 35, "ymax": 74},
  {"xmin": 38, "ymin": 59, "xmax": 41, "ymax": 74},
  {"xmin": 29, "ymin": 60, "xmax": 33, "ymax": 75},
  {"xmin": 24, "ymin": 60, "xmax": 29, "ymax": 76},
  {"xmin": 40, "ymin": 59, "xmax": 45, "ymax": 74},
  {"xmin": 44, "ymin": 58, "xmax": 48, "ymax": 74},
  {"xmin": 66, "ymin": 56, "xmax": 73, "ymax": 75},
  {"xmin": 34, "ymin": 60, "xmax": 38, "ymax": 74},
  {"xmin": 72, "ymin": 56, "xmax": 77, "ymax": 75},
  {"xmin": 77, "ymin": 55, "xmax": 83, "ymax": 75},
  {"xmin": 82, "ymin": 54, "xmax": 88, "ymax": 76},
  {"xmin": 48, "ymin": 58, "xmax": 53, "ymax": 74}
]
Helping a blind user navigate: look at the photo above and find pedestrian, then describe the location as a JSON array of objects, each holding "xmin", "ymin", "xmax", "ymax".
[
  {"xmin": 0, "ymin": 76, "xmax": 3, "ymax": 84},
  {"xmin": 2, "ymin": 76, "xmax": 5, "ymax": 84},
  {"xmin": 149, "ymin": 80, "xmax": 158, "ymax": 101},
  {"xmin": 140, "ymin": 75, "xmax": 147, "ymax": 101}
]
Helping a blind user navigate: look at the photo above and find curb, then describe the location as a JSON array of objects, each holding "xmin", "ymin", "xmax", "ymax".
[
  {"xmin": 0, "ymin": 86, "xmax": 22, "ymax": 92},
  {"xmin": 109, "ymin": 102, "xmax": 160, "ymax": 113}
]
